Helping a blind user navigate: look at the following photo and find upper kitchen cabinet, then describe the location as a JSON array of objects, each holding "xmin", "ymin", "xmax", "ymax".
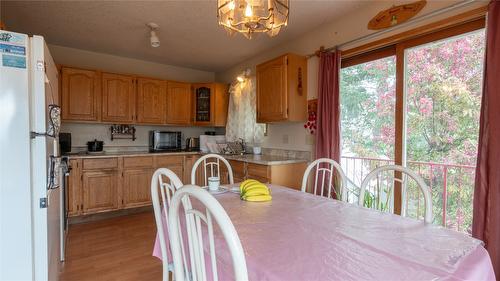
[
  {"xmin": 101, "ymin": 72, "xmax": 136, "ymax": 123},
  {"xmin": 192, "ymin": 83, "xmax": 229, "ymax": 127},
  {"xmin": 214, "ymin": 83, "xmax": 229, "ymax": 127},
  {"xmin": 256, "ymin": 54, "xmax": 307, "ymax": 123},
  {"xmin": 166, "ymin": 82, "xmax": 192, "ymax": 125},
  {"xmin": 61, "ymin": 67, "xmax": 100, "ymax": 121},
  {"xmin": 136, "ymin": 78, "xmax": 167, "ymax": 124}
]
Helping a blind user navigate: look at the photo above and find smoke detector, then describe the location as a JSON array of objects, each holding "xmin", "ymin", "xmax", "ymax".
[{"xmin": 147, "ymin": 22, "xmax": 160, "ymax": 48}]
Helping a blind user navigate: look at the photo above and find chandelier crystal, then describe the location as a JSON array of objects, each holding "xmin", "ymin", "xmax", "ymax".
[{"xmin": 217, "ymin": 0, "xmax": 289, "ymax": 39}]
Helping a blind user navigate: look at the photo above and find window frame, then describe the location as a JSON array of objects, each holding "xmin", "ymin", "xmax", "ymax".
[{"xmin": 340, "ymin": 18, "xmax": 486, "ymax": 214}]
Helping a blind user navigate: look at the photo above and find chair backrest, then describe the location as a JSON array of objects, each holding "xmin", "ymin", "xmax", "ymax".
[
  {"xmin": 358, "ymin": 165, "xmax": 433, "ymax": 223},
  {"xmin": 168, "ymin": 185, "xmax": 248, "ymax": 281},
  {"xmin": 191, "ymin": 154, "xmax": 234, "ymax": 185},
  {"xmin": 301, "ymin": 158, "xmax": 348, "ymax": 201},
  {"xmin": 151, "ymin": 168, "xmax": 184, "ymax": 281}
]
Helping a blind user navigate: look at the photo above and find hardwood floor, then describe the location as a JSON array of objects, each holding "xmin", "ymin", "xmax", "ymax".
[{"xmin": 60, "ymin": 211, "xmax": 162, "ymax": 281}]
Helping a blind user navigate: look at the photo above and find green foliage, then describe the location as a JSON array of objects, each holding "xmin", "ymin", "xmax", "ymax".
[{"xmin": 340, "ymin": 30, "xmax": 485, "ymax": 233}]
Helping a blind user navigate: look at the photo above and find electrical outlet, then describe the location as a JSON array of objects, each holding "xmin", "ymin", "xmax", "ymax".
[{"xmin": 282, "ymin": 134, "xmax": 289, "ymax": 144}]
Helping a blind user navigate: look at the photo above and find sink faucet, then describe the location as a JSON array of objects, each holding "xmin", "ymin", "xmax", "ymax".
[{"xmin": 238, "ymin": 138, "xmax": 246, "ymax": 155}]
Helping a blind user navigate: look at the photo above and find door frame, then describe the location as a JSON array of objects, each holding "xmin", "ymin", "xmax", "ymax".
[{"xmin": 341, "ymin": 18, "xmax": 486, "ymax": 214}]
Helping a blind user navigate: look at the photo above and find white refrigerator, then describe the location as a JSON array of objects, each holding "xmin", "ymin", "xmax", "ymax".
[{"xmin": 0, "ymin": 31, "xmax": 63, "ymax": 281}]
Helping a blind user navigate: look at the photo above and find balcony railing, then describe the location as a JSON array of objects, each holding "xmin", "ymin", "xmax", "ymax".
[{"xmin": 341, "ymin": 156, "xmax": 476, "ymax": 234}]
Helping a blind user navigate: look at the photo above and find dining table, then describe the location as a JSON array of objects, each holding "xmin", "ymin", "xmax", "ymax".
[{"xmin": 153, "ymin": 184, "xmax": 495, "ymax": 280}]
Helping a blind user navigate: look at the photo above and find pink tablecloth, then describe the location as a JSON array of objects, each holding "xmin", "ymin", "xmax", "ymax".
[{"xmin": 153, "ymin": 185, "xmax": 495, "ymax": 280}]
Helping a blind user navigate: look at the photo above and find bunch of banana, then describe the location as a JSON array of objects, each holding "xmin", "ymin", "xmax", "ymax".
[{"xmin": 239, "ymin": 179, "xmax": 272, "ymax": 202}]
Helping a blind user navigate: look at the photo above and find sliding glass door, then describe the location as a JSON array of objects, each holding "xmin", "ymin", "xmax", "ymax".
[
  {"xmin": 339, "ymin": 20, "xmax": 486, "ymax": 233},
  {"xmin": 340, "ymin": 51, "xmax": 396, "ymax": 203},
  {"xmin": 403, "ymin": 29, "xmax": 485, "ymax": 232}
]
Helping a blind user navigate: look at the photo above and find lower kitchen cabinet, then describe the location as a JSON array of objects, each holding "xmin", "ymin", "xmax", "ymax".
[
  {"xmin": 82, "ymin": 170, "xmax": 119, "ymax": 214},
  {"xmin": 66, "ymin": 154, "xmax": 307, "ymax": 218},
  {"xmin": 226, "ymin": 161, "xmax": 307, "ymax": 190},
  {"xmin": 67, "ymin": 159, "xmax": 82, "ymax": 217},
  {"xmin": 122, "ymin": 168, "xmax": 153, "ymax": 208}
]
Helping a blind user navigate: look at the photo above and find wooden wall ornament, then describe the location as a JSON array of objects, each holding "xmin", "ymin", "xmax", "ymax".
[{"xmin": 368, "ymin": 0, "xmax": 427, "ymax": 30}]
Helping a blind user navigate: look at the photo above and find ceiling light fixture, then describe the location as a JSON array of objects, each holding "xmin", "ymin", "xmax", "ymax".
[
  {"xmin": 217, "ymin": 0, "xmax": 289, "ymax": 39},
  {"xmin": 147, "ymin": 22, "xmax": 160, "ymax": 48}
]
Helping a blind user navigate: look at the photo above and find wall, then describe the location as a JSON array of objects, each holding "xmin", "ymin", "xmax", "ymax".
[
  {"xmin": 50, "ymin": 44, "xmax": 221, "ymax": 151},
  {"xmin": 49, "ymin": 44, "xmax": 215, "ymax": 82},
  {"xmin": 62, "ymin": 123, "xmax": 222, "ymax": 151},
  {"xmin": 216, "ymin": 0, "xmax": 487, "ymax": 155}
]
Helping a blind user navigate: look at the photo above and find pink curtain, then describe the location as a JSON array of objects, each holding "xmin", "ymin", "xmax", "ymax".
[
  {"xmin": 315, "ymin": 51, "xmax": 341, "ymax": 161},
  {"xmin": 472, "ymin": 1, "xmax": 500, "ymax": 279},
  {"xmin": 315, "ymin": 51, "xmax": 341, "ymax": 197}
]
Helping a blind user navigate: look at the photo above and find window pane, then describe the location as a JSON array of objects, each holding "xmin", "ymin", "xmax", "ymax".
[
  {"xmin": 404, "ymin": 29, "xmax": 485, "ymax": 233},
  {"xmin": 340, "ymin": 56, "xmax": 396, "ymax": 202}
]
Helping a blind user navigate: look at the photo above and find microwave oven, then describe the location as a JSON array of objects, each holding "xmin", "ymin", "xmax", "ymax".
[{"xmin": 149, "ymin": 131, "xmax": 182, "ymax": 152}]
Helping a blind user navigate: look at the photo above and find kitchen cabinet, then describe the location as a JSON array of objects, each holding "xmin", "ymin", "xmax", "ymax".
[
  {"xmin": 66, "ymin": 154, "xmax": 307, "ymax": 219},
  {"xmin": 229, "ymin": 160, "xmax": 246, "ymax": 183},
  {"xmin": 256, "ymin": 54, "xmax": 307, "ymax": 123},
  {"xmin": 61, "ymin": 67, "xmax": 100, "ymax": 121},
  {"xmin": 122, "ymin": 156, "xmax": 154, "ymax": 208},
  {"xmin": 192, "ymin": 83, "xmax": 214, "ymax": 126},
  {"xmin": 166, "ymin": 82, "xmax": 192, "ymax": 125},
  {"xmin": 246, "ymin": 163, "xmax": 272, "ymax": 184},
  {"xmin": 82, "ymin": 170, "xmax": 119, "ymax": 214},
  {"xmin": 154, "ymin": 155, "xmax": 185, "ymax": 183},
  {"xmin": 192, "ymin": 83, "xmax": 229, "ymax": 127},
  {"xmin": 67, "ymin": 159, "xmax": 82, "ymax": 217},
  {"xmin": 136, "ymin": 78, "xmax": 167, "ymax": 124},
  {"xmin": 226, "ymin": 160, "xmax": 307, "ymax": 190},
  {"xmin": 59, "ymin": 65, "xmax": 230, "ymax": 126},
  {"xmin": 184, "ymin": 155, "xmax": 201, "ymax": 184},
  {"xmin": 122, "ymin": 168, "xmax": 153, "ymax": 208},
  {"xmin": 101, "ymin": 72, "xmax": 136, "ymax": 123}
]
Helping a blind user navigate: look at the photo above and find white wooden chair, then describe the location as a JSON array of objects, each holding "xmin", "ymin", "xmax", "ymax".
[
  {"xmin": 358, "ymin": 165, "xmax": 433, "ymax": 223},
  {"xmin": 301, "ymin": 158, "xmax": 348, "ymax": 201},
  {"xmin": 168, "ymin": 185, "xmax": 248, "ymax": 281},
  {"xmin": 191, "ymin": 154, "xmax": 234, "ymax": 186},
  {"xmin": 151, "ymin": 168, "xmax": 184, "ymax": 281}
]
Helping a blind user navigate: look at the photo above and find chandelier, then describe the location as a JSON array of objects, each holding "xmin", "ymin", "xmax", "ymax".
[{"xmin": 217, "ymin": 0, "xmax": 289, "ymax": 39}]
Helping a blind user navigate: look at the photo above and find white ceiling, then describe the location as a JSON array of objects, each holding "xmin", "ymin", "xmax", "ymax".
[{"xmin": 1, "ymin": 1, "xmax": 367, "ymax": 72}]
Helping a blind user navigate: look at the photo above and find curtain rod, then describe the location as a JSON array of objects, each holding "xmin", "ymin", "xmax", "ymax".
[{"xmin": 306, "ymin": 0, "xmax": 477, "ymax": 58}]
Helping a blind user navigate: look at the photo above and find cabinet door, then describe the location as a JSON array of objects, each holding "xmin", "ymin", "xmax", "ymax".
[
  {"xmin": 101, "ymin": 73, "xmax": 136, "ymax": 123},
  {"xmin": 192, "ymin": 83, "xmax": 215, "ymax": 126},
  {"xmin": 137, "ymin": 78, "xmax": 166, "ymax": 124},
  {"xmin": 184, "ymin": 155, "xmax": 205, "ymax": 185},
  {"xmin": 166, "ymin": 82, "xmax": 192, "ymax": 125},
  {"xmin": 213, "ymin": 83, "xmax": 229, "ymax": 127},
  {"xmin": 61, "ymin": 67, "xmax": 100, "ymax": 121},
  {"xmin": 67, "ymin": 159, "xmax": 82, "ymax": 217},
  {"xmin": 247, "ymin": 163, "xmax": 271, "ymax": 183},
  {"xmin": 82, "ymin": 171, "xmax": 119, "ymax": 214},
  {"xmin": 228, "ymin": 160, "xmax": 246, "ymax": 183},
  {"xmin": 256, "ymin": 56, "xmax": 288, "ymax": 122},
  {"xmin": 122, "ymin": 168, "xmax": 153, "ymax": 208}
]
